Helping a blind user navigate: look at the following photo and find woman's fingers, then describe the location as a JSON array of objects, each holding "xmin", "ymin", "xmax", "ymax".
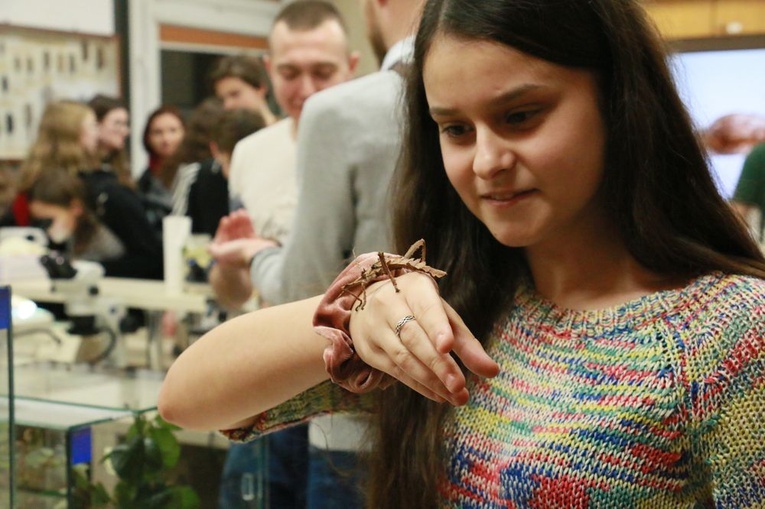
[
  {"xmin": 399, "ymin": 326, "xmax": 466, "ymax": 395},
  {"xmin": 363, "ymin": 340, "xmax": 468, "ymax": 405},
  {"xmin": 350, "ymin": 274, "xmax": 464, "ymax": 402},
  {"xmin": 348, "ymin": 272, "xmax": 499, "ymax": 405},
  {"xmin": 365, "ymin": 322, "xmax": 467, "ymax": 404}
]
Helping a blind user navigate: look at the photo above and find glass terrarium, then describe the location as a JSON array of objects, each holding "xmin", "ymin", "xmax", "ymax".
[
  {"xmin": 3, "ymin": 282, "xmax": 261, "ymax": 508},
  {"xmin": 12, "ymin": 399, "xmax": 134, "ymax": 508}
]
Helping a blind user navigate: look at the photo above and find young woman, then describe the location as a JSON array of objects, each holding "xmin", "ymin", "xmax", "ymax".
[
  {"xmin": 159, "ymin": 1, "xmax": 765, "ymax": 507},
  {"xmin": 1, "ymin": 100, "xmax": 99, "ymax": 227},
  {"xmin": 137, "ymin": 105, "xmax": 185, "ymax": 237},
  {"xmin": 88, "ymin": 94, "xmax": 132, "ymax": 186}
]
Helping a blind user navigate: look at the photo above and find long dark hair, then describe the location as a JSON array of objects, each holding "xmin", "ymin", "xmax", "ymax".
[
  {"xmin": 369, "ymin": 0, "xmax": 765, "ymax": 507},
  {"xmin": 141, "ymin": 104, "xmax": 186, "ymax": 186}
]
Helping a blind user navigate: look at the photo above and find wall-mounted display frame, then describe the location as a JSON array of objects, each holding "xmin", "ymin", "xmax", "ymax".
[{"xmin": 0, "ymin": 24, "xmax": 121, "ymax": 161}]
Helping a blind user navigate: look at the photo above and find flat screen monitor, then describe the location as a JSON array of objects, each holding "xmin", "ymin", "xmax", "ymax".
[{"xmin": 670, "ymin": 41, "xmax": 765, "ymax": 199}]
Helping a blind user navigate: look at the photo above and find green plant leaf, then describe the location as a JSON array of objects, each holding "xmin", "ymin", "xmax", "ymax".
[
  {"xmin": 125, "ymin": 414, "xmax": 146, "ymax": 441},
  {"xmin": 149, "ymin": 426, "xmax": 181, "ymax": 469},
  {"xmin": 113, "ymin": 480, "xmax": 137, "ymax": 506},
  {"xmin": 108, "ymin": 437, "xmax": 145, "ymax": 482},
  {"xmin": 168, "ymin": 485, "xmax": 201, "ymax": 509},
  {"xmin": 134, "ymin": 486, "xmax": 171, "ymax": 509},
  {"xmin": 91, "ymin": 483, "xmax": 112, "ymax": 506},
  {"xmin": 142, "ymin": 436, "xmax": 166, "ymax": 475},
  {"xmin": 92, "ymin": 412, "xmax": 199, "ymax": 508}
]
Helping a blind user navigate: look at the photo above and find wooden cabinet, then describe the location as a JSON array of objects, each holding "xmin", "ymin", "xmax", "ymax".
[{"xmin": 643, "ymin": 0, "xmax": 765, "ymax": 39}]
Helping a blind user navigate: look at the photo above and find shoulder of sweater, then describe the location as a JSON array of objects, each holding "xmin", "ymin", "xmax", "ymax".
[
  {"xmin": 675, "ymin": 272, "xmax": 765, "ymax": 366},
  {"xmin": 676, "ymin": 272, "xmax": 765, "ymax": 329},
  {"xmin": 702, "ymin": 272, "xmax": 765, "ymax": 310}
]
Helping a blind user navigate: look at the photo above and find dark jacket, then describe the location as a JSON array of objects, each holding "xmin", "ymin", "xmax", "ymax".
[{"xmin": 79, "ymin": 169, "xmax": 163, "ymax": 280}]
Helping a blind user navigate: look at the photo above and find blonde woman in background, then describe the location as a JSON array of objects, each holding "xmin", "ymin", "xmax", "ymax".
[
  {"xmin": 1, "ymin": 100, "xmax": 99, "ymax": 228},
  {"xmin": 3, "ymin": 100, "xmax": 162, "ymax": 279}
]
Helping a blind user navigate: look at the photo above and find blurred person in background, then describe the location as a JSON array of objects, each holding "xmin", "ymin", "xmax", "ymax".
[
  {"xmin": 1, "ymin": 100, "xmax": 100, "ymax": 228},
  {"xmin": 210, "ymin": 54, "xmax": 278, "ymax": 126},
  {"xmin": 168, "ymin": 97, "xmax": 227, "ymax": 219},
  {"xmin": 137, "ymin": 105, "xmax": 186, "ymax": 239},
  {"xmin": 28, "ymin": 170, "xmax": 124, "ymax": 264},
  {"xmin": 185, "ymin": 108, "xmax": 266, "ymax": 238},
  {"xmin": 207, "ymin": 2, "xmax": 359, "ymax": 508},
  {"xmin": 88, "ymin": 94, "xmax": 132, "ymax": 186},
  {"xmin": 2, "ymin": 100, "xmax": 162, "ymax": 279}
]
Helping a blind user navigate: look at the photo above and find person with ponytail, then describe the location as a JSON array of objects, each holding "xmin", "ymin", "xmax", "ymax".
[{"xmin": 160, "ymin": 1, "xmax": 765, "ymax": 506}]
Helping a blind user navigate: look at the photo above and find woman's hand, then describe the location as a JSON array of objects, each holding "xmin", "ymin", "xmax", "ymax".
[{"xmin": 348, "ymin": 272, "xmax": 499, "ymax": 405}]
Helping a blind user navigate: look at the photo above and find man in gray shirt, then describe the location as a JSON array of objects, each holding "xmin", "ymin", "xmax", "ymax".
[{"xmin": 208, "ymin": 0, "xmax": 425, "ymax": 505}]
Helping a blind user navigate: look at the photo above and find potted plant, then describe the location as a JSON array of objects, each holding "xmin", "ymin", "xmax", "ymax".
[{"xmin": 73, "ymin": 413, "xmax": 200, "ymax": 509}]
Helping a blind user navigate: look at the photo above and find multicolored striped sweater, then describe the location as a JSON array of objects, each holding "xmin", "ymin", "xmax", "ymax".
[{"xmin": 223, "ymin": 272, "xmax": 765, "ymax": 508}]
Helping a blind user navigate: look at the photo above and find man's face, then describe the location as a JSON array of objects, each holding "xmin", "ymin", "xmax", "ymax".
[
  {"xmin": 265, "ymin": 19, "xmax": 358, "ymax": 123},
  {"xmin": 215, "ymin": 76, "xmax": 269, "ymax": 112}
]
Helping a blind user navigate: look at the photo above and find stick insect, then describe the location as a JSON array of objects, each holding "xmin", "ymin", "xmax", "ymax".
[{"xmin": 342, "ymin": 239, "xmax": 447, "ymax": 310}]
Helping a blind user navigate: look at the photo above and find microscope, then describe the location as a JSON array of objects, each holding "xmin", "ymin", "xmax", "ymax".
[{"xmin": 38, "ymin": 253, "xmax": 126, "ymax": 365}]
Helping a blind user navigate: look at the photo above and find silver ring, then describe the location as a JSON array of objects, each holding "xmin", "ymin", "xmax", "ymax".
[{"xmin": 394, "ymin": 315, "xmax": 416, "ymax": 338}]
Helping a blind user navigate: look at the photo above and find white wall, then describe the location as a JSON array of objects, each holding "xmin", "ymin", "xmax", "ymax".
[
  {"xmin": 333, "ymin": 0, "xmax": 376, "ymax": 76},
  {"xmin": 1, "ymin": 0, "xmax": 114, "ymax": 35},
  {"xmin": 2, "ymin": 0, "xmax": 371, "ymax": 174},
  {"xmin": 128, "ymin": 0, "xmax": 281, "ymax": 174}
]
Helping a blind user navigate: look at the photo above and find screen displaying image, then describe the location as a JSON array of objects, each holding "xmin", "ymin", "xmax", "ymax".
[{"xmin": 671, "ymin": 47, "xmax": 765, "ymax": 198}]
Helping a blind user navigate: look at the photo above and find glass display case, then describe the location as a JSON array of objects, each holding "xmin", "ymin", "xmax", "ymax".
[
  {"xmin": 13, "ymin": 399, "xmax": 133, "ymax": 508},
  {"xmin": 3, "ymin": 284, "xmax": 261, "ymax": 508},
  {"xmin": 12, "ymin": 363, "xmax": 171, "ymax": 509}
]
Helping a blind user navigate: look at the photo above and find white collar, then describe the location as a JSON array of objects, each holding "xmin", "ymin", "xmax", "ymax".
[{"xmin": 380, "ymin": 36, "xmax": 415, "ymax": 71}]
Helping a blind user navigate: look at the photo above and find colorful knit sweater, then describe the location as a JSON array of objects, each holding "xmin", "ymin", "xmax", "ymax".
[{"xmin": 223, "ymin": 272, "xmax": 765, "ymax": 508}]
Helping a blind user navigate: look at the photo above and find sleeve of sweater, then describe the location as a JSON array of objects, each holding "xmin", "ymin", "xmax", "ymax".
[
  {"xmin": 250, "ymin": 91, "xmax": 356, "ymax": 304},
  {"xmin": 687, "ymin": 284, "xmax": 765, "ymax": 507},
  {"xmin": 219, "ymin": 380, "xmax": 373, "ymax": 443}
]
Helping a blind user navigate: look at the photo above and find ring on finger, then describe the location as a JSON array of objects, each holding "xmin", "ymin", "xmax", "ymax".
[{"xmin": 394, "ymin": 314, "xmax": 416, "ymax": 338}]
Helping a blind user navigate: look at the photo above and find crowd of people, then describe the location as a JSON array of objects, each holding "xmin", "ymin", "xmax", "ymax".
[{"xmin": 3, "ymin": 0, "xmax": 764, "ymax": 507}]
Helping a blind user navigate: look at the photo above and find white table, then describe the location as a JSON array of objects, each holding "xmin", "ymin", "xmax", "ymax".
[
  {"xmin": 10, "ymin": 277, "xmax": 211, "ymax": 313},
  {"xmin": 10, "ymin": 278, "xmax": 214, "ymax": 370}
]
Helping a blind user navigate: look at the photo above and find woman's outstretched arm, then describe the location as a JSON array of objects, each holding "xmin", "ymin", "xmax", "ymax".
[{"xmin": 158, "ymin": 295, "xmax": 328, "ymax": 431}]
